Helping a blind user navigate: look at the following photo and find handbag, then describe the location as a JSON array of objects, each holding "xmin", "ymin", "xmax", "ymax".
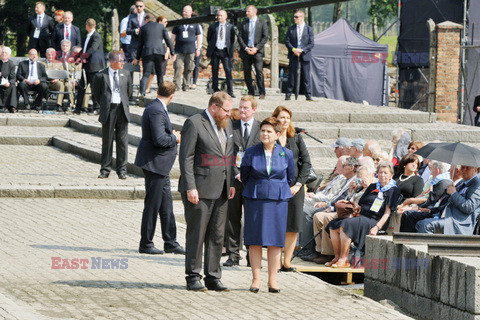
[
  {"xmin": 305, "ymin": 167, "xmax": 317, "ymax": 184},
  {"xmin": 335, "ymin": 201, "xmax": 361, "ymax": 219}
]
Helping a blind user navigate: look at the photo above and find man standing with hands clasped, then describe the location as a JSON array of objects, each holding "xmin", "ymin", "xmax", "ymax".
[
  {"xmin": 179, "ymin": 91, "xmax": 236, "ymax": 292},
  {"xmin": 285, "ymin": 10, "xmax": 314, "ymax": 101},
  {"xmin": 135, "ymin": 81, "xmax": 185, "ymax": 255}
]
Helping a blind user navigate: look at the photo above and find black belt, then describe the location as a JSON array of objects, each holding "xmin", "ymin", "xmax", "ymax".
[{"xmin": 111, "ymin": 103, "xmax": 122, "ymax": 107}]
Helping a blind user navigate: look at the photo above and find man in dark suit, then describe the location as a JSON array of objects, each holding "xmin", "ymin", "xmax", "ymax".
[
  {"xmin": 126, "ymin": 0, "xmax": 147, "ymax": 61},
  {"xmin": 206, "ymin": 10, "xmax": 236, "ymax": 98},
  {"xmin": 74, "ymin": 18, "xmax": 105, "ymax": 115},
  {"xmin": 285, "ymin": 10, "xmax": 315, "ymax": 101},
  {"xmin": 134, "ymin": 81, "xmax": 185, "ymax": 255},
  {"xmin": 17, "ymin": 48, "xmax": 48, "ymax": 111},
  {"xmin": 224, "ymin": 95, "xmax": 261, "ymax": 267},
  {"xmin": 179, "ymin": 91, "xmax": 236, "ymax": 292},
  {"xmin": 51, "ymin": 11, "xmax": 82, "ymax": 52},
  {"xmin": 0, "ymin": 47, "xmax": 18, "ymax": 113},
  {"xmin": 238, "ymin": 5, "xmax": 268, "ymax": 99},
  {"xmin": 133, "ymin": 13, "xmax": 175, "ymax": 96},
  {"xmin": 92, "ymin": 51, "xmax": 132, "ymax": 179},
  {"xmin": 26, "ymin": 1, "xmax": 55, "ymax": 57}
]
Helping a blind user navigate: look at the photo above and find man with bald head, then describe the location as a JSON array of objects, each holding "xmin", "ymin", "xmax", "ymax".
[
  {"xmin": 17, "ymin": 48, "xmax": 48, "ymax": 110},
  {"xmin": 363, "ymin": 140, "xmax": 381, "ymax": 158},
  {"xmin": 171, "ymin": 5, "xmax": 202, "ymax": 91},
  {"xmin": 52, "ymin": 11, "xmax": 81, "ymax": 51}
]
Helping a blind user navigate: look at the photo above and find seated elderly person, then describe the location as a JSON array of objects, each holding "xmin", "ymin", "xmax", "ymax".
[
  {"xmin": 317, "ymin": 138, "xmax": 352, "ymax": 191},
  {"xmin": 372, "ymin": 150, "xmax": 389, "ymax": 168},
  {"xmin": 326, "ymin": 161, "xmax": 401, "ymax": 268},
  {"xmin": 389, "ymin": 129, "xmax": 411, "ymax": 170},
  {"xmin": 349, "ymin": 138, "xmax": 365, "ymax": 159},
  {"xmin": 363, "ymin": 140, "xmax": 381, "ymax": 158},
  {"xmin": 17, "ymin": 48, "xmax": 48, "ymax": 111},
  {"xmin": 0, "ymin": 46, "xmax": 17, "ymax": 113},
  {"xmin": 416, "ymin": 165, "xmax": 480, "ymax": 235},
  {"xmin": 43, "ymin": 47, "xmax": 74, "ymax": 111},
  {"xmin": 399, "ymin": 160, "xmax": 451, "ymax": 232},
  {"xmin": 309, "ymin": 165, "xmax": 376, "ymax": 264}
]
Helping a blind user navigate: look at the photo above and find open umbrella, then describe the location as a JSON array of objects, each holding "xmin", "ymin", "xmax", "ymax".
[
  {"xmin": 414, "ymin": 142, "xmax": 450, "ymax": 158},
  {"xmin": 295, "ymin": 56, "xmax": 301, "ymax": 100},
  {"xmin": 415, "ymin": 142, "xmax": 480, "ymax": 167}
]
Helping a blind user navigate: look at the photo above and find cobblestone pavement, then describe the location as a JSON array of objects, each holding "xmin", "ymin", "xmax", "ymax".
[{"xmin": 0, "ymin": 198, "xmax": 412, "ymax": 320}]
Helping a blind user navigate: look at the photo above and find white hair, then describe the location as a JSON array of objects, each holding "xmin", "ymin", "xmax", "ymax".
[
  {"xmin": 430, "ymin": 160, "xmax": 450, "ymax": 173},
  {"xmin": 357, "ymin": 165, "xmax": 375, "ymax": 175},
  {"xmin": 2, "ymin": 46, "xmax": 11, "ymax": 55},
  {"xmin": 46, "ymin": 48, "xmax": 56, "ymax": 54}
]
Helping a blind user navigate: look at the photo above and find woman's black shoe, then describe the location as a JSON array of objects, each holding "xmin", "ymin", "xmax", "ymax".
[
  {"xmin": 280, "ymin": 266, "xmax": 296, "ymax": 272},
  {"xmin": 249, "ymin": 287, "xmax": 259, "ymax": 293},
  {"xmin": 268, "ymin": 287, "xmax": 280, "ymax": 293}
]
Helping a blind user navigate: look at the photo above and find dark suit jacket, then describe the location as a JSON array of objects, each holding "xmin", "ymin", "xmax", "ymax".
[
  {"xmin": 16, "ymin": 60, "xmax": 47, "ymax": 83},
  {"xmin": 135, "ymin": 98, "xmax": 178, "ymax": 176},
  {"xmin": 91, "ymin": 68, "xmax": 132, "ymax": 125},
  {"xmin": 420, "ymin": 178, "xmax": 451, "ymax": 209},
  {"xmin": 179, "ymin": 110, "xmax": 234, "ymax": 199},
  {"xmin": 284, "ymin": 134, "xmax": 312, "ymax": 185},
  {"xmin": 231, "ymin": 119, "xmax": 261, "ymax": 176},
  {"xmin": 51, "ymin": 23, "xmax": 82, "ymax": 51},
  {"xmin": 240, "ymin": 143, "xmax": 295, "ymax": 200},
  {"xmin": 82, "ymin": 30, "xmax": 105, "ymax": 73},
  {"xmin": 26, "ymin": 14, "xmax": 55, "ymax": 52},
  {"xmin": 237, "ymin": 18, "xmax": 268, "ymax": 57},
  {"xmin": 285, "ymin": 24, "xmax": 315, "ymax": 61},
  {"xmin": 136, "ymin": 21, "xmax": 175, "ymax": 59},
  {"xmin": 473, "ymin": 95, "xmax": 480, "ymax": 125},
  {"xmin": 0, "ymin": 60, "xmax": 17, "ymax": 84},
  {"xmin": 206, "ymin": 21, "xmax": 236, "ymax": 58},
  {"xmin": 126, "ymin": 13, "xmax": 146, "ymax": 47}
]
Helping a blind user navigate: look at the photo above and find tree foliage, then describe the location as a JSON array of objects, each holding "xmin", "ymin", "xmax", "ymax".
[{"xmin": 368, "ymin": 0, "xmax": 398, "ymax": 29}]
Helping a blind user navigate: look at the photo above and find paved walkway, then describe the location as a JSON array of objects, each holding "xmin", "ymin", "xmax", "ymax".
[{"xmin": 0, "ymin": 198, "xmax": 412, "ymax": 319}]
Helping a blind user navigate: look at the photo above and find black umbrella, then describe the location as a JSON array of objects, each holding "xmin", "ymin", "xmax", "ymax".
[
  {"xmin": 414, "ymin": 142, "xmax": 450, "ymax": 158},
  {"xmin": 295, "ymin": 56, "xmax": 301, "ymax": 100},
  {"xmin": 415, "ymin": 142, "xmax": 480, "ymax": 167}
]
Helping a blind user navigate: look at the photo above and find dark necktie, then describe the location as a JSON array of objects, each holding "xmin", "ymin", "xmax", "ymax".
[
  {"xmin": 220, "ymin": 24, "xmax": 224, "ymax": 41},
  {"xmin": 218, "ymin": 125, "xmax": 226, "ymax": 154},
  {"xmin": 37, "ymin": 16, "xmax": 41, "ymax": 28},
  {"xmin": 243, "ymin": 122, "xmax": 249, "ymax": 146},
  {"xmin": 113, "ymin": 71, "xmax": 120, "ymax": 92},
  {"xmin": 29, "ymin": 62, "xmax": 34, "ymax": 77},
  {"xmin": 65, "ymin": 26, "xmax": 69, "ymax": 40}
]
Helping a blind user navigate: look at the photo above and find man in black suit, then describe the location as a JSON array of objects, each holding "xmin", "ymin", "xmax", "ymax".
[
  {"xmin": 285, "ymin": 10, "xmax": 315, "ymax": 101},
  {"xmin": 0, "ymin": 47, "xmax": 18, "ymax": 113},
  {"xmin": 179, "ymin": 91, "xmax": 236, "ymax": 292},
  {"xmin": 133, "ymin": 13, "xmax": 175, "ymax": 96},
  {"xmin": 91, "ymin": 51, "xmax": 132, "ymax": 179},
  {"xmin": 224, "ymin": 95, "xmax": 261, "ymax": 267},
  {"xmin": 26, "ymin": 1, "xmax": 55, "ymax": 57},
  {"xmin": 74, "ymin": 18, "xmax": 105, "ymax": 115},
  {"xmin": 17, "ymin": 48, "xmax": 48, "ymax": 110},
  {"xmin": 126, "ymin": 0, "xmax": 147, "ymax": 61},
  {"xmin": 135, "ymin": 81, "xmax": 185, "ymax": 255},
  {"xmin": 51, "ymin": 11, "xmax": 82, "ymax": 52},
  {"xmin": 238, "ymin": 5, "xmax": 268, "ymax": 99},
  {"xmin": 206, "ymin": 10, "xmax": 236, "ymax": 98}
]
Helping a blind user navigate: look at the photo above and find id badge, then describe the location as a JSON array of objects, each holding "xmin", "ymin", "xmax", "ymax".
[
  {"xmin": 236, "ymin": 151, "xmax": 244, "ymax": 168},
  {"xmin": 33, "ymin": 28, "xmax": 40, "ymax": 39},
  {"xmin": 182, "ymin": 31, "xmax": 189, "ymax": 38},
  {"xmin": 370, "ymin": 198, "xmax": 384, "ymax": 213}
]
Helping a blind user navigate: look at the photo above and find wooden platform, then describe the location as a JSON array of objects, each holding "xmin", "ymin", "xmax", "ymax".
[{"xmin": 292, "ymin": 257, "xmax": 364, "ymax": 285}]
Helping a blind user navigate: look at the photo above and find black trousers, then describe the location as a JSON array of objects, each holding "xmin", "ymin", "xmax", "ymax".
[
  {"xmin": 225, "ymin": 179, "xmax": 244, "ymax": 260},
  {"xmin": 400, "ymin": 210, "xmax": 433, "ymax": 233},
  {"xmin": 139, "ymin": 54, "xmax": 165, "ymax": 95},
  {"xmin": 211, "ymin": 48, "xmax": 233, "ymax": 95},
  {"xmin": 75, "ymin": 70, "xmax": 96, "ymax": 111},
  {"xmin": 242, "ymin": 53, "xmax": 265, "ymax": 96},
  {"xmin": 100, "ymin": 104, "xmax": 129, "ymax": 175},
  {"xmin": 286, "ymin": 57, "xmax": 312, "ymax": 97},
  {"xmin": 140, "ymin": 169, "xmax": 179, "ymax": 250},
  {"xmin": 17, "ymin": 81, "xmax": 47, "ymax": 108},
  {"xmin": 183, "ymin": 184, "xmax": 228, "ymax": 282}
]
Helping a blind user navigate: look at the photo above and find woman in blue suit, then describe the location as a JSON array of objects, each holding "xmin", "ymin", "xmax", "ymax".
[{"xmin": 241, "ymin": 117, "xmax": 295, "ymax": 293}]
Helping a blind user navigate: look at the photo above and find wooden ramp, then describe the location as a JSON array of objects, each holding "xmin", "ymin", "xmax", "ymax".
[{"xmin": 291, "ymin": 257, "xmax": 364, "ymax": 285}]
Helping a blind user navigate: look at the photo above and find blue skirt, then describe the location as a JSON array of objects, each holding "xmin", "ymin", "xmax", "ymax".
[{"xmin": 244, "ymin": 198, "xmax": 289, "ymax": 247}]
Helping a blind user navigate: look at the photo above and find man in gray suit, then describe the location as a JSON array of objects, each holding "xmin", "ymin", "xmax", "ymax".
[
  {"xmin": 179, "ymin": 91, "xmax": 236, "ymax": 292},
  {"xmin": 417, "ymin": 165, "xmax": 480, "ymax": 235},
  {"xmin": 224, "ymin": 95, "xmax": 261, "ymax": 267},
  {"xmin": 92, "ymin": 51, "xmax": 132, "ymax": 179}
]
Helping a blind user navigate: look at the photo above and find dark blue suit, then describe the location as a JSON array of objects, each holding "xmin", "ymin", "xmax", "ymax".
[
  {"xmin": 285, "ymin": 23, "xmax": 314, "ymax": 98},
  {"xmin": 135, "ymin": 98, "xmax": 180, "ymax": 250},
  {"xmin": 241, "ymin": 143, "xmax": 295, "ymax": 247},
  {"xmin": 51, "ymin": 23, "xmax": 82, "ymax": 52}
]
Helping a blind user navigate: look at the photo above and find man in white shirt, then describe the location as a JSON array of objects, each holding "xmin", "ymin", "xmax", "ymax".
[
  {"xmin": 51, "ymin": 11, "xmax": 82, "ymax": 52},
  {"xmin": 120, "ymin": 5, "xmax": 137, "ymax": 61},
  {"xmin": 16, "ymin": 48, "xmax": 48, "ymax": 110}
]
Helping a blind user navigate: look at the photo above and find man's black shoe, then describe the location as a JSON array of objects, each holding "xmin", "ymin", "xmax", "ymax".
[
  {"xmin": 88, "ymin": 110, "xmax": 99, "ymax": 115},
  {"xmin": 186, "ymin": 280, "xmax": 207, "ymax": 292},
  {"xmin": 306, "ymin": 96, "xmax": 314, "ymax": 101},
  {"xmin": 139, "ymin": 247, "xmax": 164, "ymax": 254},
  {"xmin": 165, "ymin": 246, "xmax": 185, "ymax": 255},
  {"xmin": 223, "ymin": 258, "xmax": 239, "ymax": 267},
  {"xmin": 300, "ymin": 252, "xmax": 322, "ymax": 262},
  {"xmin": 118, "ymin": 173, "xmax": 127, "ymax": 180},
  {"xmin": 98, "ymin": 172, "xmax": 109, "ymax": 179},
  {"xmin": 205, "ymin": 280, "xmax": 230, "ymax": 292},
  {"xmin": 285, "ymin": 95, "xmax": 291, "ymax": 100},
  {"xmin": 229, "ymin": 93, "xmax": 236, "ymax": 98}
]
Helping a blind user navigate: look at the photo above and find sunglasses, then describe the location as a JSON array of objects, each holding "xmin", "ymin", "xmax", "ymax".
[
  {"xmin": 294, "ymin": 16, "xmax": 301, "ymax": 18},
  {"xmin": 136, "ymin": 5, "xmax": 144, "ymax": 8}
]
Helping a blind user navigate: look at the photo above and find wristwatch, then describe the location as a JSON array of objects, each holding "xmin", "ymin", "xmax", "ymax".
[{"xmin": 295, "ymin": 182, "xmax": 302, "ymax": 187}]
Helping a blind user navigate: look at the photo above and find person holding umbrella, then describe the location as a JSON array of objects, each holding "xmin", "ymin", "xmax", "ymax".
[{"xmin": 285, "ymin": 10, "xmax": 314, "ymax": 101}]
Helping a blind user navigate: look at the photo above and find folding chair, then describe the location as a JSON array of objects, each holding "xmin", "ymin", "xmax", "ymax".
[{"xmin": 45, "ymin": 69, "xmax": 71, "ymax": 113}]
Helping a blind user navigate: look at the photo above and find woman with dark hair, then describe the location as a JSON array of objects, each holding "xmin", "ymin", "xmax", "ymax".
[
  {"xmin": 272, "ymin": 105, "xmax": 312, "ymax": 272},
  {"xmin": 241, "ymin": 117, "xmax": 295, "ymax": 293},
  {"xmin": 395, "ymin": 153, "xmax": 424, "ymax": 200}
]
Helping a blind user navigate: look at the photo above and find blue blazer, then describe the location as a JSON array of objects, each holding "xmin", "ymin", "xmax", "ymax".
[
  {"xmin": 241, "ymin": 143, "xmax": 295, "ymax": 200},
  {"xmin": 285, "ymin": 24, "xmax": 314, "ymax": 61},
  {"xmin": 51, "ymin": 24, "xmax": 82, "ymax": 51}
]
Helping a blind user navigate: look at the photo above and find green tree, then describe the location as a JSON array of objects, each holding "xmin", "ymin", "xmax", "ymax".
[{"xmin": 368, "ymin": 0, "xmax": 397, "ymax": 39}]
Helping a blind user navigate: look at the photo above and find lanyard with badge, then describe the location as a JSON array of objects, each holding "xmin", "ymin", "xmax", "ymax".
[
  {"xmin": 182, "ymin": 25, "xmax": 189, "ymax": 38},
  {"xmin": 236, "ymin": 146, "xmax": 244, "ymax": 168},
  {"xmin": 370, "ymin": 180, "xmax": 396, "ymax": 213}
]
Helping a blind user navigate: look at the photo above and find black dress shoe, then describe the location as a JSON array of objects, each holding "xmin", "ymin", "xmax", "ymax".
[
  {"xmin": 280, "ymin": 266, "xmax": 296, "ymax": 272},
  {"xmin": 165, "ymin": 246, "xmax": 185, "ymax": 255},
  {"xmin": 118, "ymin": 173, "xmax": 127, "ymax": 180},
  {"xmin": 285, "ymin": 95, "xmax": 291, "ymax": 100},
  {"xmin": 223, "ymin": 258, "xmax": 239, "ymax": 267},
  {"xmin": 73, "ymin": 109, "xmax": 81, "ymax": 115},
  {"xmin": 88, "ymin": 110, "xmax": 99, "ymax": 115},
  {"xmin": 139, "ymin": 247, "xmax": 164, "ymax": 254},
  {"xmin": 249, "ymin": 287, "xmax": 259, "ymax": 293},
  {"xmin": 229, "ymin": 93, "xmax": 236, "ymax": 98},
  {"xmin": 306, "ymin": 96, "xmax": 314, "ymax": 101},
  {"xmin": 268, "ymin": 287, "xmax": 280, "ymax": 293},
  {"xmin": 98, "ymin": 172, "xmax": 109, "ymax": 179},
  {"xmin": 205, "ymin": 280, "xmax": 230, "ymax": 292},
  {"xmin": 186, "ymin": 280, "xmax": 207, "ymax": 292}
]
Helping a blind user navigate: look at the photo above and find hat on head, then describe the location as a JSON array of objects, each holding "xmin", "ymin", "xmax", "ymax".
[
  {"xmin": 351, "ymin": 138, "xmax": 366, "ymax": 151},
  {"xmin": 331, "ymin": 137, "xmax": 351, "ymax": 148}
]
